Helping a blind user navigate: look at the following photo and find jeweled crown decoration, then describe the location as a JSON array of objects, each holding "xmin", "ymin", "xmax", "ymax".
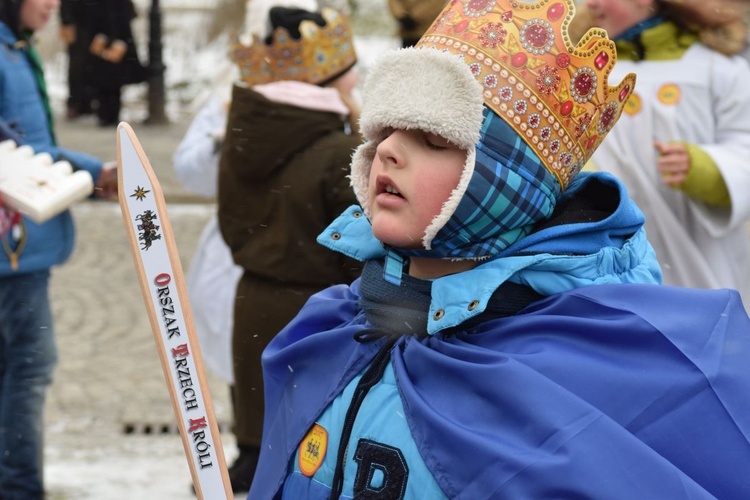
[
  {"xmin": 229, "ymin": 33, "xmax": 273, "ymax": 87},
  {"xmin": 418, "ymin": 0, "xmax": 636, "ymax": 188},
  {"xmin": 230, "ymin": 8, "xmax": 356, "ymax": 87}
]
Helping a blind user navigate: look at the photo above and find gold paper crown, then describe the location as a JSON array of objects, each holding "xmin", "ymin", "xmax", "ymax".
[
  {"xmin": 230, "ymin": 7, "xmax": 357, "ymax": 87},
  {"xmin": 418, "ymin": 0, "xmax": 636, "ymax": 188}
]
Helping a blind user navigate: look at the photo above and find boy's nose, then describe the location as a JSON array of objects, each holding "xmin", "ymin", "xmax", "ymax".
[{"xmin": 376, "ymin": 131, "xmax": 408, "ymax": 169}]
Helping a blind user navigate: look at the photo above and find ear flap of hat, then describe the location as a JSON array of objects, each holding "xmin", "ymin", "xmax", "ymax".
[{"xmin": 350, "ymin": 141, "xmax": 377, "ymax": 218}]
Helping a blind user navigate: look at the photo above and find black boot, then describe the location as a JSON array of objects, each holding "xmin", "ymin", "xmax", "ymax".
[{"xmin": 228, "ymin": 445, "xmax": 260, "ymax": 493}]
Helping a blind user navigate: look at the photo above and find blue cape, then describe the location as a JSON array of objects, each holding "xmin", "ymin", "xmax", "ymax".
[{"xmin": 251, "ymin": 282, "xmax": 750, "ymax": 498}]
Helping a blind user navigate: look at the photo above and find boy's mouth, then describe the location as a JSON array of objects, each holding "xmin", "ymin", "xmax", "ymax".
[
  {"xmin": 376, "ymin": 176, "xmax": 404, "ymax": 199},
  {"xmin": 384, "ymin": 185, "xmax": 402, "ymax": 196}
]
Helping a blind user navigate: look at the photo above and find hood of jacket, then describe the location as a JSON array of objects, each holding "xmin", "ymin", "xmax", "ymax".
[
  {"xmin": 221, "ymin": 83, "xmax": 350, "ymax": 182},
  {"xmin": 318, "ymin": 171, "xmax": 663, "ymax": 335}
]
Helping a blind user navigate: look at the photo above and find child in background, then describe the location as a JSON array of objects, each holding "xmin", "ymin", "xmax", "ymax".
[
  {"xmin": 248, "ymin": 0, "xmax": 750, "ymax": 498},
  {"xmin": 172, "ymin": 65, "xmax": 243, "ymax": 486},
  {"xmin": 585, "ymin": 0, "xmax": 750, "ymax": 306},
  {"xmin": 217, "ymin": 0, "xmax": 364, "ymax": 492},
  {"xmin": 0, "ymin": 0, "xmax": 117, "ymax": 496}
]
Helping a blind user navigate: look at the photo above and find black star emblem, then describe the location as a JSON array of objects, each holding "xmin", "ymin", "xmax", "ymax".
[{"xmin": 130, "ymin": 186, "xmax": 151, "ymax": 201}]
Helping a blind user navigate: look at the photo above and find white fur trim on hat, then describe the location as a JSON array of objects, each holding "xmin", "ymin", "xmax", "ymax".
[
  {"xmin": 351, "ymin": 47, "xmax": 485, "ymax": 250},
  {"xmin": 359, "ymin": 47, "xmax": 484, "ymax": 148}
]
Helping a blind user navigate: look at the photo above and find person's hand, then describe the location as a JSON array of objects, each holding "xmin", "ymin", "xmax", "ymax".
[
  {"xmin": 102, "ymin": 40, "xmax": 127, "ymax": 63},
  {"xmin": 94, "ymin": 162, "xmax": 118, "ymax": 201},
  {"xmin": 59, "ymin": 25, "xmax": 76, "ymax": 45},
  {"xmin": 654, "ymin": 141, "xmax": 690, "ymax": 186},
  {"xmin": 89, "ymin": 34, "xmax": 108, "ymax": 56}
]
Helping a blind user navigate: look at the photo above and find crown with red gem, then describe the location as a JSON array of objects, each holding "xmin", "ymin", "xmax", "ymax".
[
  {"xmin": 417, "ymin": 0, "xmax": 635, "ymax": 188},
  {"xmin": 230, "ymin": 7, "xmax": 357, "ymax": 87}
]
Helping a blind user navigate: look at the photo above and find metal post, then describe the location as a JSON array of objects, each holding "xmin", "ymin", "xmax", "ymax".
[{"xmin": 146, "ymin": 0, "xmax": 168, "ymax": 124}]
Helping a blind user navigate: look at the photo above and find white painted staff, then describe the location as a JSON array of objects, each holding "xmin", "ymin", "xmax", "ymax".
[{"xmin": 117, "ymin": 123, "xmax": 232, "ymax": 499}]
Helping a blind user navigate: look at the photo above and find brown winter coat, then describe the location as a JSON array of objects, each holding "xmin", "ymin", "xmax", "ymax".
[{"xmin": 218, "ymin": 84, "xmax": 363, "ymax": 447}]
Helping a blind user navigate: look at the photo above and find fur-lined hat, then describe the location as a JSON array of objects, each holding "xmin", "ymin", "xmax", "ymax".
[{"xmin": 351, "ymin": 0, "xmax": 635, "ymax": 260}]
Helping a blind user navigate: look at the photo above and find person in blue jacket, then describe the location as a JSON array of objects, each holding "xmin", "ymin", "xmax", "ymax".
[
  {"xmin": 248, "ymin": 0, "xmax": 750, "ymax": 498},
  {"xmin": 0, "ymin": 0, "xmax": 116, "ymax": 497}
]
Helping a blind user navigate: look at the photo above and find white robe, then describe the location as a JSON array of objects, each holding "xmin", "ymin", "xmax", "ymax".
[
  {"xmin": 173, "ymin": 95, "xmax": 242, "ymax": 384},
  {"xmin": 592, "ymin": 43, "xmax": 750, "ymax": 308}
]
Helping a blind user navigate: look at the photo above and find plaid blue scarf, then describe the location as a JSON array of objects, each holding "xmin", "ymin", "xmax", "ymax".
[{"xmin": 399, "ymin": 108, "xmax": 561, "ymax": 260}]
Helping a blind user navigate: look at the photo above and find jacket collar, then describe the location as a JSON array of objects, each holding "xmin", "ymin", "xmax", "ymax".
[
  {"xmin": 615, "ymin": 20, "xmax": 698, "ymax": 61},
  {"xmin": 318, "ymin": 172, "xmax": 662, "ymax": 335},
  {"xmin": 0, "ymin": 22, "xmax": 18, "ymax": 46}
]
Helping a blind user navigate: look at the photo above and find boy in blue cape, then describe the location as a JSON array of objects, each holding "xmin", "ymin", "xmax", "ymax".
[{"xmin": 248, "ymin": 0, "xmax": 750, "ymax": 497}]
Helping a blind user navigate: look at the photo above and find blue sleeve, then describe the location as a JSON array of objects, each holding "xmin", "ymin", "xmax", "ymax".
[
  {"xmin": 0, "ymin": 117, "xmax": 22, "ymax": 144},
  {"xmin": 0, "ymin": 118, "xmax": 101, "ymax": 179},
  {"xmin": 56, "ymin": 147, "xmax": 104, "ymax": 180}
]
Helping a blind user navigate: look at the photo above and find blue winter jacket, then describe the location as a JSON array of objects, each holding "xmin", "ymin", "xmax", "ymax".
[
  {"xmin": 0, "ymin": 22, "xmax": 102, "ymax": 276},
  {"xmin": 251, "ymin": 172, "xmax": 750, "ymax": 499}
]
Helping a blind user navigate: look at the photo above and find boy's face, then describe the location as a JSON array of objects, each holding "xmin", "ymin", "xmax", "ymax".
[
  {"xmin": 585, "ymin": 0, "xmax": 653, "ymax": 39},
  {"xmin": 19, "ymin": 0, "xmax": 60, "ymax": 31},
  {"xmin": 367, "ymin": 129, "xmax": 466, "ymax": 249}
]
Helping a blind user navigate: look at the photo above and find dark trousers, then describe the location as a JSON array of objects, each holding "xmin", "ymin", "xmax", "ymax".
[
  {"xmin": 0, "ymin": 271, "xmax": 57, "ymax": 499},
  {"xmin": 66, "ymin": 41, "xmax": 94, "ymax": 115},
  {"xmin": 95, "ymin": 86, "xmax": 122, "ymax": 126}
]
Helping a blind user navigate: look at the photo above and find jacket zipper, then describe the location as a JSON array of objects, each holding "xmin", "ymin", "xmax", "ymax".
[{"xmin": 329, "ymin": 337, "xmax": 397, "ymax": 499}]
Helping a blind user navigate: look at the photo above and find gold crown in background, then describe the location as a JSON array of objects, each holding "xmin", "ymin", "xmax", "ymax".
[
  {"xmin": 418, "ymin": 0, "xmax": 635, "ymax": 188},
  {"xmin": 230, "ymin": 7, "xmax": 357, "ymax": 87}
]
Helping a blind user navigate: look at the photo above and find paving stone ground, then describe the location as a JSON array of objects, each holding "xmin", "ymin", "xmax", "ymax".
[{"xmin": 43, "ymin": 115, "xmax": 240, "ymax": 499}]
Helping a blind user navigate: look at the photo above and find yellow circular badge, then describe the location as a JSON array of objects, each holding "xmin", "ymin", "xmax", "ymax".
[
  {"xmin": 298, "ymin": 423, "xmax": 328, "ymax": 477},
  {"xmin": 624, "ymin": 92, "xmax": 642, "ymax": 116},
  {"xmin": 657, "ymin": 84, "xmax": 681, "ymax": 105}
]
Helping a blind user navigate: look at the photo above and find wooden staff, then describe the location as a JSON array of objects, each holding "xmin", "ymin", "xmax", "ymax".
[{"xmin": 117, "ymin": 123, "xmax": 232, "ymax": 498}]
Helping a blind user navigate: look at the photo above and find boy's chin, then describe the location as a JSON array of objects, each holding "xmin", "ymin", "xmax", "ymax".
[
  {"xmin": 371, "ymin": 230, "xmax": 423, "ymax": 251},
  {"xmin": 369, "ymin": 213, "xmax": 427, "ymax": 250}
]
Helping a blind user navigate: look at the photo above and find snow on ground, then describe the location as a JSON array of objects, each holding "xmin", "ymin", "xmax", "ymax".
[{"xmin": 45, "ymin": 436, "xmax": 237, "ymax": 499}]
